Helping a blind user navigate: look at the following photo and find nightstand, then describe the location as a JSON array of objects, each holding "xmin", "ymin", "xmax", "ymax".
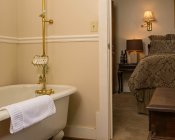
[{"xmin": 118, "ymin": 63, "xmax": 137, "ymax": 93}]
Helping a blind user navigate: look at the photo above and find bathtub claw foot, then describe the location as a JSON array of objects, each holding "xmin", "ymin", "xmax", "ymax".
[{"xmin": 52, "ymin": 130, "xmax": 64, "ymax": 140}]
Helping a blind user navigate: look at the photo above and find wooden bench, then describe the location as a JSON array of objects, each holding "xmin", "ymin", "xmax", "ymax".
[{"xmin": 147, "ymin": 88, "xmax": 175, "ymax": 140}]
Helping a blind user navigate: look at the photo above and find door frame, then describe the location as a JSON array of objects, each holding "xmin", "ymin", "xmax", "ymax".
[{"xmin": 97, "ymin": 0, "xmax": 112, "ymax": 139}]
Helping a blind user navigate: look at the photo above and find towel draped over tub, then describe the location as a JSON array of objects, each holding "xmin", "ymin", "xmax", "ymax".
[{"xmin": 0, "ymin": 95, "xmax": 56, "ymax": 134}]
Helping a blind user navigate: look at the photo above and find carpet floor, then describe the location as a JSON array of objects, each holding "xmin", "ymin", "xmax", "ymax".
[
  {"xmin": 63, "ymin": 93, "xmax": 148, "ymax": 140},
  {"xmin": 112, "ymin": 92, "xmax": 148, "ymax": 140}
]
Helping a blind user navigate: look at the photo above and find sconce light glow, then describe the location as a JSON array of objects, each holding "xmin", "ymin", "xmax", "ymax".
[
  {"xmin": 143, "ymin": 11, "xmax": 155, "ymax": 31},
  {"xmin": 144, "ymin": 11, "xmax": 154, "ymax": 22}
]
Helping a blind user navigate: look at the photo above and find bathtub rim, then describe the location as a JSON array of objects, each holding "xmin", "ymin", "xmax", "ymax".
[{"xmin": 0, "ymin": 84, "xmax": 77, "ymax": 122}]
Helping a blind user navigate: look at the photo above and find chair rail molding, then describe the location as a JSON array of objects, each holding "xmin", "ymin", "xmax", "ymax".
[
  {"xmin": 0, "ymin": 35, "xmax": 18, "ymax": 44},
  {"xmin": 0, "ymin": 34, "xmax": 99, "ymax": 44}
]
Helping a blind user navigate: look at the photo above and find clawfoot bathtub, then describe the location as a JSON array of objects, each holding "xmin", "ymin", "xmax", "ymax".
[{"xmin": 0, "ymin": 84, "xmax": 76, "ymax": 140}]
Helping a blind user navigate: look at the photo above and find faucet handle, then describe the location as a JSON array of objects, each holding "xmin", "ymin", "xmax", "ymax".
[{"xmin": 38, "ymin": 75, "xmax": 43, "ymax": 84}]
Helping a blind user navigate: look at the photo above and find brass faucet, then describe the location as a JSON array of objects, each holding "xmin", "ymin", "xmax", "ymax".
[{"xmin": 35, "ymin": 65, "xmax": 54, "ymax": 95}]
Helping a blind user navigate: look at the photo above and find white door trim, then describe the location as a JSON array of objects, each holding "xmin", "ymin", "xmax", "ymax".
[
  {"xmin": 97, "ymin": 0, "xmax": 111, "ymax": 139},
  {"xmin": 108, "ymin": 0, "xmax": 113, "ymax": 138}
]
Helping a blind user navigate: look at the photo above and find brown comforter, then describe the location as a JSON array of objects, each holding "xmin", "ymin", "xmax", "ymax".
[{"xmin": 128, "ymin": 54, "xmax": 175, "ymax": 92}]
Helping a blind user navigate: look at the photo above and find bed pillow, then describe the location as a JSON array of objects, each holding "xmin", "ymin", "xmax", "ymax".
[
  {"xmin": 149, "ymin": 40, "xmax": 175, "ymax": 54},
  {"xmin": 166, "ymin": 34, "xmax": 175, "ymax": 40},
  {"xmin": 148, "ymin": 35, "xmax": 166, "ymax": 41}
]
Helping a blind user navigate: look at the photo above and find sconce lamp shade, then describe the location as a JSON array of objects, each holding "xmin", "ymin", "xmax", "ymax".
[
  {"xmin": 127, "ymin": 39, "xmax": 143, "ymax": 52},
  {"xmin": 144, "ymin": 11, "xmax": 154, "ymax": 22}
]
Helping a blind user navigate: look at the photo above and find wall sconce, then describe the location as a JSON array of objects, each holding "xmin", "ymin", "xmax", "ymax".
[{"xmin": 141, "ymin": 11, "xmax": 155, "ymax": 31}]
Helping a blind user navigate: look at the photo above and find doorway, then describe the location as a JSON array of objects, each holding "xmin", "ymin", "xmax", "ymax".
[{"xmin": 110, "ymin": 1, "xmax": 148, "ymax": 139}]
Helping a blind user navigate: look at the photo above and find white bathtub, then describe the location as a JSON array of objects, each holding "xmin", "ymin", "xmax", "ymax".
[{"xmin": 0, "ymin": 84, "xmax": 76, "ymax": 140}]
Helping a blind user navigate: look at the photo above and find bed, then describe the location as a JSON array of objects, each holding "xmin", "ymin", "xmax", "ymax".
[{"xmin": 128, "ymin": 34, "xmax": 175, "ymax": 114}]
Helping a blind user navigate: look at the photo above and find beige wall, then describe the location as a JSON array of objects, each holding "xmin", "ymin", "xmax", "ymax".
[
  {"xmin": 116, "ymin": 0, "xmax": 174, "ymax": 56},
  {"xmin": 17, "ymin": 0, "xmax": 41, "ymax": 37},
  {"xmin": 0, "ymin": 0, "xmax": 17, "ymax": 37},
  {"xmin": 0, "ymin": 43, "xmax": 17, "ymax": 86},
  {"xmin": 0, "ymin": 0, "xmax": 17, "ymax": 86},
  {"xmin": 16, "ymin": 0, "xmax": 99, "ymax": 132},
  {"xmin": 115, "ymin": 0, "xmax": 175, "ymax": 91},
  {"xmin": 0, "ymin": 0, "xmax": 99, "ymax": 136},
  {"xmin": 17, "ymin": 42, "xmax": 99, "ymax": 128},
  {"xmin": 17, "ymin": 0, "xmax": 98, "ymax": 37}
]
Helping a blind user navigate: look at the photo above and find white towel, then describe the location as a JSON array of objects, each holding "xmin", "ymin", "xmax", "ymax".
[{"xmin": 0, "ymin": 95, "xmax": 56, "ymax": 134}]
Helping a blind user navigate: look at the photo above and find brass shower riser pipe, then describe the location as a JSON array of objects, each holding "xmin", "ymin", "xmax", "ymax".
[
  {"xmin": 34, "ymin": 0, "xmax": 54, "ymax": 95},
  {"xmin": 42, "ymin": 0, "xmax": 46, "ymax": 56},
  {"xmin": 41, "ymin": 0, "xmax": 53, "ymax": 56}
]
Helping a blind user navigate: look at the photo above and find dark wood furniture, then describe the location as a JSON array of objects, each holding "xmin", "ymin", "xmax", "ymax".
[
  {"xmin": 118, "ymin": 63, "xmax": 137, "ymax": 93},
  {"xmin": 147, "ymin": 88, "xmax": 175, "ymax": 140}
]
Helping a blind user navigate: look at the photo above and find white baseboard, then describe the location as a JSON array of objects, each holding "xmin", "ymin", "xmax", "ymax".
[{"xmin": 64, "ymin": 125, "xmax": 96, "ymax": 139}]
